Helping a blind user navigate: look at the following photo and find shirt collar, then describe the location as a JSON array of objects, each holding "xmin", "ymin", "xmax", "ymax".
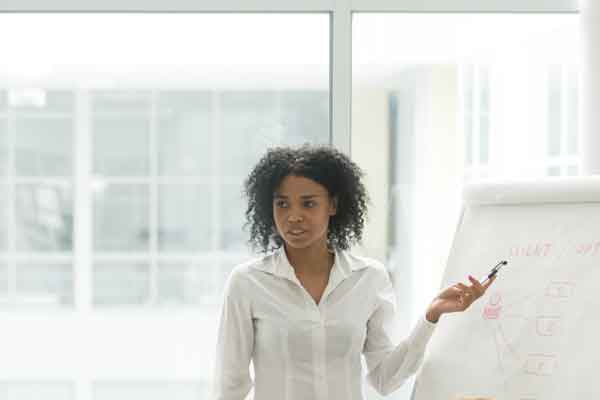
[{"xmin": 252, "ymin": 247, "xmax": 371, "ymax": 283}]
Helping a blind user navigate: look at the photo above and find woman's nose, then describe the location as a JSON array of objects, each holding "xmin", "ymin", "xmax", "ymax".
[{"xmin": 288, "ymin": 213, "xmax": 303, "ymax": 222}]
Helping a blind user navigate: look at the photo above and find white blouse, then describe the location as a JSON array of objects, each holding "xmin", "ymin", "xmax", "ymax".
[{"xmin": 212, "ymin": 248, "xmax": 436, "ymax": 400}]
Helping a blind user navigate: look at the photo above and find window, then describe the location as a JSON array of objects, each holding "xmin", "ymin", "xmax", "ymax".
[
  {"xmin": 1, "ymin": 90, "xmax": 74, "ymax": 307},
  {"xmin": 353, "ymin": 11, "xmax": 579, "ymax": 336},
  {"xmin": 463, "ymin": 64, "xmax": 492, "ymax": 178},
  {"xmin": 0, "ymin": 3, "xmax": 581, "ymax": 400},
  {"xmin": 546, "ymin": 65, "xmax": 579, "ymax": 175},
  {"xmin": 0, "ymin": 12, "xmax": 329, "ymax": 399},
  {"xmin": 0, "ymin": 382, "xmax": 74, "ymax": 400}
]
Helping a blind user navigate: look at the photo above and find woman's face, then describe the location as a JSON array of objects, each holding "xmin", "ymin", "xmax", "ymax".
[{"xmin": 273, "ymin": 175, "xmax": 337, "ymax": 251}]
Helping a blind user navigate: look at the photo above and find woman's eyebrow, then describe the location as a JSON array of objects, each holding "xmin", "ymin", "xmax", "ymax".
[{"xmin": 273, "ymin": 194, "xmax": 322, "ymax": 199}]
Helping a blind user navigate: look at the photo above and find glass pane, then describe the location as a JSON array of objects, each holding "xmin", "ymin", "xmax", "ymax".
[
  {"xmin": 158, "ymin": 184, "xmax": 211, "ymax": 252},
  {"xmin": 8, "ymin": 90, "xmax": 73, "ymax": 113},
  {"xmin": 465, "ymin": 113, "xmax": 473, "ymax": 165},
  {"xmin": 15, "ymin": 183, "xmax": 73, "ymax": 252},
  {"xmin": 280, "ymin": 91, "xmax": 329, "ymax": 145},
  {"xmin": 353, "ymin": 13, "xmax": 579, "ymax": 339},
  {"xmin": 567, "ymin": 165, "xmax": 579, "ymax": 176},
  {"xmin": 480, "ymin": 114, "xmax": 490, "ymax": 163},
  {"xmin": 480, "ymin": 67, "xmax": 490, "ymax": 113},
  {"xmin": 219, "ymin": 92, "xmax": 279, "ymax": 178},
  {"xmin": 219, "ymin": 183, "xmax": 247, "ymax": 251},
  {"xmin": 567, "ymin": 69, "xmax": 579, "ymax": 155},
  {"xmin": 220, "ymin": 91, "xmax": 330, "ymax": 179},
  {"xmin": 93, "ymin": 103, "xmax": 150, "ymax": 177},
  {"xmin": 0, "ymin": 11, "xmax": 329, "ymax": 391},
  {"xmin": 0, "ymin": 186, "xmax": 7, "ymax": 250},
  {"xmin": 157, "ymin": 92, "xmax": 212, "ymax": 176},
  {"xmin": 0, "ymin": 120, "xmax": 7, "ymax": 176},
  {"xmin": 0, "ymin": 263, "xmax": 7, "ymax": 296},
  {"xmin": 463, "ymin": 66, "xmax": 474, "ymax": 165},
  {"xmin": 0, "ymin": 382, "xmax": 74, "ymax": 400},
  {"xmin": 157, "ymin": 261, "xmax": 220, "ymax": 306},
  {"xmin": 0, "ymin": 90, "xmax": 6, "ymax": 110},
  {"xmin": 15, "ymin": 117, "xmax": 73, "ymax": 177},
  {"xmin": 464, "ymin": 65, "xmax": 474, "ymax": 111},
  {"xmin": 93, "ymin": 91, "xmax": 151, "ymax": 114},
  {"xmin": 16, "ymin": 262, "xmax": 73, "ymax": 306},
  {"xmin": 94, "ymin": 184, "xmax": 149, "ymax": 252},
  {"xmin": 547, "ymin": 166, "xmax": 561, "ymax": 176},
  {"xmin": 93, "ymin": 261, "xmax": 149, "ymax": 306},
  {"xmin": 93, "ymin": 382, "xmax": 204, "ymax": 400},
  {"xmin": 547, "ymin": 66, "xmax": 562, "ymax": 156}
]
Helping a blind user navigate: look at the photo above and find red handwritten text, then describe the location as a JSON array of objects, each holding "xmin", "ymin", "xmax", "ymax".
[
  {"xmin": 575, "ymin": 241, "xmax": 600, "ymax": 256},
  {"xmin": 510, "ymin": 243, "xmax": 552, "ymax": 257}
]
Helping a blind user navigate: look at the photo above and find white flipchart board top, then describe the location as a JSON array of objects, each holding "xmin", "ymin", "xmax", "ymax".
[{"xmin": 412, "ymin": 177, "xmax": 600, "ymax": 400}]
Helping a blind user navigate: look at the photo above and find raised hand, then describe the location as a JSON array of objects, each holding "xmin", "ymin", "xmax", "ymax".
[{"xmin": 425, "ymin": 275, "xmax": 495, "ymax": 323}]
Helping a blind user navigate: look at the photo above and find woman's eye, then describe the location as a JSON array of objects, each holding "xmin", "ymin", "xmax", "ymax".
[
  {"xmin": 275, "ymin": 200, "xmax": 288, "ymax": 208},
  {"xmin": 304, "ymin": 200, "xmax": 316, "ymax": 208}
]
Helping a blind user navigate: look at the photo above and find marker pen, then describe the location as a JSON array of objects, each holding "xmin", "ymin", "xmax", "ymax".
[{"xmin": 481, "ymin": 260, "xmax": 508, "ymax": 285}]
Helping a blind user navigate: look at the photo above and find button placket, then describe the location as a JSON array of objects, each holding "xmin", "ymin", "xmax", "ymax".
[{"xmin": 317, "ymin": 305, "xmax": 328, "ymax": 400}]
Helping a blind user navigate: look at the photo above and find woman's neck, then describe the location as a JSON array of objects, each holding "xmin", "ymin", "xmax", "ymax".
[{"xmin": 284, "ymin": 243, "xmax": 334, "ymax": 276}]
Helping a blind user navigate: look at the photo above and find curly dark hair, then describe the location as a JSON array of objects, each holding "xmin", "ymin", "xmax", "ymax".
[{"xmin": 243, "ymin": 145, "xmax": 369, "ymax": 253}]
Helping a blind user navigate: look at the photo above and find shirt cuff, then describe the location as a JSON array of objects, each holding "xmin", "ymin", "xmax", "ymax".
[
  {"xmin": 422, "ymin": 313, "xmax": 438, "ymax": 327},
  {"xmin": 406, "ymin": 314, "xmax": 437, "ymax": 350}
]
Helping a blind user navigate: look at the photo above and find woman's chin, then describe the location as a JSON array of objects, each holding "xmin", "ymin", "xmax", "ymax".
[
  {"xmin": 284, "ymin": 236, "xmax": 332, "ymax": 251},
  {"xmin": 284, "ymin": 239, "xmax": 311, "ymax": 249}
]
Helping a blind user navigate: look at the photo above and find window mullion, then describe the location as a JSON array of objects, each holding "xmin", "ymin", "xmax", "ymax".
[
  {"xmin": 561, "ymin": 65, "xmax": 569, "ymax": 173},
  {"xmin": 0, "ymin": 0, "xmax": 578, "ymax": 12},
  {"xmin": 0, "ymin": 0, "xmax": 336, "ymax": 12},
  {"xmin": 350, "ymin": 0, "xmax": 577, "ymax": 12},
  {"xmin": 74, "ymin": 89, "xmax": 92, "ymax": 312},
  {"xmin": 212, "ymin": 91, "xmax": 221, "ymax": 252},
  {"xmin": 149, "ymin": 90, "xmax": 158, "ymax": 306},
  {"xmin": 331, "ymin": 6, "xmax": 352, "ymax": 155},
  {"xmin": 7, "ymin": 101, "xmax": 16, "ymax": 305},
  {"xmin": 473, "ymin": 66, "xmax": 481, "ymax": 170}
]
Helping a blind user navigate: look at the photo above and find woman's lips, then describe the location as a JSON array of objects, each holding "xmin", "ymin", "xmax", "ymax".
[{"xmin": 288, "ymin": 229, "xmax": 306, "ymax": 237}]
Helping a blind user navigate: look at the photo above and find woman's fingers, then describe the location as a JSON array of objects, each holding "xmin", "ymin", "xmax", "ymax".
[
  {"xmin": 450, "ymin": 286, "xmax": 467, "ymax": 305},
  {"xmin": 440, "ymin": 274, "xmax": 497, "ymax": 313},
  {"xmin": 456, "ymin": 283, "xmax": 469, "ymax": 291},
  {"xmin": 452, "ymin": 278, "xmax": 483, "ymax": 307},
  {"xmin": 449, "ymin": 286, "xmax": 463, "ymax": 295},
  {"xmin": 456, "ymin": 282, "xmax": 476, "ymax": 301},
  {"xmin": 467, "ymin": 275, "xmax": 485, "ymax": 298},
  {"xmin": 482, "ymin": 274, "xmax": 496, "ymax": 289}
]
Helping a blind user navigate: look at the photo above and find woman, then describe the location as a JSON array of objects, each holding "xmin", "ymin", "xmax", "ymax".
[{"xmin": 212, "ymin": 145, "xmax": 493, "ymax": 400}]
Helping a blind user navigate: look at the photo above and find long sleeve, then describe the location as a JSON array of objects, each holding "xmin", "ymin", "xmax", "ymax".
[
  {"xmin": 362, "ymin": 271, "xmax": 436, "ymax": 396},
  {"xmin": 212, "ymin": 269, "xmax": 255, "ymax": 400}
]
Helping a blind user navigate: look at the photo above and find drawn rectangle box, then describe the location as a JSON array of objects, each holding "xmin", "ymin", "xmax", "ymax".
[
  {"xmin": 523, "ymin": 354, "xmax": 557, "ymax": 376},
  {"xmin": 536, "ymin": 316, "xmax": 561, "ymax": 336}
]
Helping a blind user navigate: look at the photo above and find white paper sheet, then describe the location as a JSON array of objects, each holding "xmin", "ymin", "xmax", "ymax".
[{"xmin": 413, "ymin": 179, "xmax": 600, "ymax": 400}]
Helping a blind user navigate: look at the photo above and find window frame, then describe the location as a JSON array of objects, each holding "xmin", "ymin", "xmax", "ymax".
[
  {"xmin": 0, "ymin": 1, "xmax": 579, "ymax": 306},
  {"xmin": 0, "ymin": 0, "xmax": 579, "ymax": 157},
  {"xmin": 0, "ymin": 3, "xmax": 582, "ymax": 399}
]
